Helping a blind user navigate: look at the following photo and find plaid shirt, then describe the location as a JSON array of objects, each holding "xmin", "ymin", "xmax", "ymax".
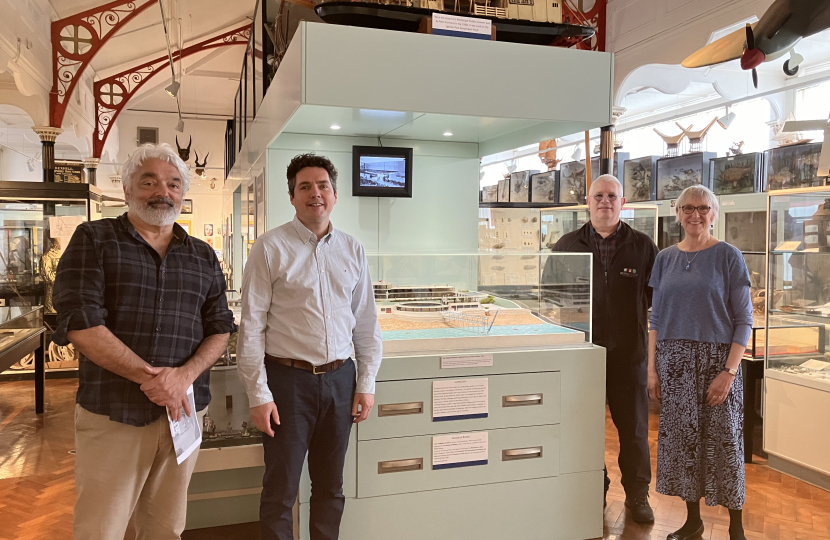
[
  {"xmin": 52, "ymin": 213, "xmax": 236, "ymax": 426},
  {"xmin": 590, "ymin": 221, "xmax": 622, "ymax": 267}
]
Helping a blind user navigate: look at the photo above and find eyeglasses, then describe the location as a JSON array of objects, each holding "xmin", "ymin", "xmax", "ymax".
[
  {"xmin": 680, "ymin": 205, "xmax": 711, "ymax": 215},
  {"xmin": 592, "ymin": 194, "xmax": 618, "ymax": 202}
]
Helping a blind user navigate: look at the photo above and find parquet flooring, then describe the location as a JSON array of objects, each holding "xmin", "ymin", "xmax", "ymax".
[{"xmin": 1, "ymin": 379, "xmax": 828, "ymax": 540}]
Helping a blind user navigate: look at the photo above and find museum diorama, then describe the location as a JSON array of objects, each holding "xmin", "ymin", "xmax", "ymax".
[{"xmin": 539, "ymin": 205, "xmax": 657, "ymax": 250}]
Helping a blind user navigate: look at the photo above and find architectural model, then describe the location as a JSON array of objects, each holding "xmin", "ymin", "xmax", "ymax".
[{"xmin": 373, "ymin": 281, "xmax": 586, "ymax": 353}]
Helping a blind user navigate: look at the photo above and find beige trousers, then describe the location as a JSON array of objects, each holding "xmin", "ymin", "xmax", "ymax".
[{"xmin": 73, "ymin": 404, "xmax": 205, "ymax": 540}]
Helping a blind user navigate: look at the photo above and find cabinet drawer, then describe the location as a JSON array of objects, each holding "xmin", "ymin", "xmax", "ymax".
[
  {"xmin": 359, "ymin": 372, "xmax": 560, "ymax": 441},
  {"xmin": 357, "ymin": 424, "xmax": 559, "ymax": 498}
]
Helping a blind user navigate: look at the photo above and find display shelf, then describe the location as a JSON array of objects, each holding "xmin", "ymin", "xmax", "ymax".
[{"xmin": 539, "ymin": 205, "xmax": 658, "ymax": 250}]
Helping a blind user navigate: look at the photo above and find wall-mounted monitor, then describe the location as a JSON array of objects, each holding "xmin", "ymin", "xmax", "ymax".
[{"xmin": 352, "ymin": 146, "xmax": 413, "ymax": 198}]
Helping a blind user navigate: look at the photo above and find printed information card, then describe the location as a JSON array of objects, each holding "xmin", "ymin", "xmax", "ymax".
[
  {"xmin": 432, "ymin": 378, "xmax": 488, "ymax": 421},
  {"xmin": 431, "ymin": 13, "xmax": 492, "ymax": 40},
  {"xmin": 432, "ymin": 431, "xmax": 489, "ymax": 470},
  {"xmin": 440, "ymin": 354, "xmax": 494, "ymax": 369}
]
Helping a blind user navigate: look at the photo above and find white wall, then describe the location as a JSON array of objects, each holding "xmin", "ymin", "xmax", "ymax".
[
  {"xmin": 265, "ymin": 134, "xmax": 480, "ymax": 254},
  {"xmin": 0, "ymin": 147, "xmax": 41, "ymax": 181},
  {"xmin": 108, "ymin": 111, "xmax": 228, "ymax": 249}
]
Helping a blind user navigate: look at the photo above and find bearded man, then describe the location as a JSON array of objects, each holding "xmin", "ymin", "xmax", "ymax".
[{"xmin": 52, "ymin": 143, "xmax": 235, "ymax": 540}]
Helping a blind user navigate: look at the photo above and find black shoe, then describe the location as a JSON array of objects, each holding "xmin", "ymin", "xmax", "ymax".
[
  {"xmin": 624, "ymin": 493, "xmax": 655, "ymax": 524},
  {"xmin": 667, "ymin": 521, "xmax": 704, "ymax": 540}
]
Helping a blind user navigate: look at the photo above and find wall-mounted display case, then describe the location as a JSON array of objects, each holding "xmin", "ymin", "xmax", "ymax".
[
  {"xmin": 764, "ymin": 187, "xmax": 830, "ymax": 488},
  {"xmin": 478, "ymin": 207, "xmax": 541, "ymax": 251},
  {"xmin": 765, "ymin": 142, "xmax": 826, "ymax": 191},
  {"xmin": 655, "ymin": 152, "xmax": 716, "ymax": 201},
  {"xmin": 558, "ymin": 161, "xmax": 587, "ymax": 204},
  {"xmin": 622, "ymin": 156, "xmax": 659, "ymax": 203},
  {"xmin": 539, "ymin": 205, "xmax": 658, "ymax": 250},
  {"xmin": 711, "ymin": 153, "xmax": 764, "ymax": 195}
]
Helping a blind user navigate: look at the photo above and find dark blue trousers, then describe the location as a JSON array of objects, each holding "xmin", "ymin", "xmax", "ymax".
[{"xmin": 260, "ymin": 359, "xmax": 356, "ymax": 540}]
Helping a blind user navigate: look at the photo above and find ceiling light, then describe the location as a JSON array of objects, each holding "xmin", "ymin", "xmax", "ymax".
[
  {"xmin": 443, "ymin": 131, "xmax": 453, "ymax": 137},
  {"xmin": 571, "ymin": 146, "xmax": 583, "ymax": 161},
  {"xmin": 330, "ymin": 124, "xmax": 341, "ymax": 130},
  {"xmin": 717, "ymin": 111, "xmax": 737, "ymax": 129},
  {"xmin": 165, "ymin": 80, "xmax": 180, "ymax": 98},
  {"xmin": 175, "ymin": 115, "xmax": 184, "ymax": 133}
]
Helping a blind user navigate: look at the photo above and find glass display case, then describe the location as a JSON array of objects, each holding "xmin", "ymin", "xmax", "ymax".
[
  {"xmin": 478, "ymin": 207, "xmax": 541, "ymax": 251},
  {"xmin": 766, "ymin": 188, "xmax": 830, "ymax": 389},
  {"xmin": 201, "ymin": 252, "xmax": 593, "ymax": 448},
  {"xmin": 0, "ymin": 306, "xmax": 44, "ymax": 370},
  {"xmin": 539, "ymin": 205, "xmax": 658, "ymax": 250},
  {"xmin": 0, "ymin": 182, "xmax": 103, "ymax": 376}
]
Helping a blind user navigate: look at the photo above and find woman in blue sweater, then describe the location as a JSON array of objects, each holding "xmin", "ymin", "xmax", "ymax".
[{"xmin": 648, "ymin": 185, "xmax": 753, "ymax": 540}]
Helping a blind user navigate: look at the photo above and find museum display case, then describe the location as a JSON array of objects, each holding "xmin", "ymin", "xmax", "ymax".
[
  {"xmin": 622, "ymin": 156, "xmax": 659, "ymax": 202},
  {"xmin": 711, "ymin": 153, "xmax": 764, "ymax": 195},
  {"xmin": 764, "ymin": 187, "xmax": 830, "ymax": 487},
  {"xmin": 715, "ymin": 192, "xmax": 768, "ymax": 313},
  {"xmin": 0, "ymin": 306, "xmax": 46, "ymax": 411},
  {"xmin": 478, "ymin": 207, "xmax": 541, "ymax": 251},
  {"xmin": 765, "ymin": 142, "xmax": 826, "ymax": 191},
  {"xmin": 655, "ymin": 152, "xmax": 716, "ymax": 201},
  {"xmin": 0, "ymin": 182, "xmax": 104, "ymax": 377},
  {"xmin": 539, "ymin": 205, "xmax": 658, "ymax": 249}
]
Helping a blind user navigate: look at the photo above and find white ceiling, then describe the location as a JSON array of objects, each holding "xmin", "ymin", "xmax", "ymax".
[{"xmin": 50, "ymin": 0, "xmax": 254, "ymax": 117}]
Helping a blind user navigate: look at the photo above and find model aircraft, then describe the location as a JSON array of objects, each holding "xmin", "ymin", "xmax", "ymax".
[{"xmin": 682, "ymin": 0, "xmax": 830, "ymax": 88}]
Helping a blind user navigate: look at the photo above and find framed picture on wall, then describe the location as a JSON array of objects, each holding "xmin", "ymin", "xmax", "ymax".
[
  {"xmin": 181, "ymin": 199, "xmax": 193, "ymax": 214},
  {"xmin": 176, "ymin": 220, "xmax": 192, "ymax": 235},
  {"xmin": 204, "ymin": 224, "xmax": 214, "ymax": 237}
]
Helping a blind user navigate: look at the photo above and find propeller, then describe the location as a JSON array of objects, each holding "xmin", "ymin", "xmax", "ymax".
[{"xmin": 740, "ymin": 23, "xmax": 765, "ymax": 89}]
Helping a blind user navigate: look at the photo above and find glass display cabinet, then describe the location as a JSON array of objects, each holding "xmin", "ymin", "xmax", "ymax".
[
  {"xmin": 0, "ymin": 182, "xmax": 104, "ymax": 377},
  {"xmin": 764, "ymin": 187, "xmax": 830, "ymax": 484},
  {"xmin": 539, "ymin": 205, "xmax": 658, "ymax": 250},
  {"xmin": 199, "ymin": 252, "xmax": 594, "ymax": 448},
  {"xmin": 478, "ymin": 207, "xmax": 541, "ymax": 251},
  {"xmin": 0, "ymin": 306, "xmax": 46, "ymax": 410}
]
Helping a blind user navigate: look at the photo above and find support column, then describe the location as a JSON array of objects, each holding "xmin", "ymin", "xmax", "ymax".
[
  {"xmin": 84, "ymin": 157, "xmax": 101, "ymax": 186},
  {"xmin": 32, "ymin": 127, "xmax": 63, "ymax": 183},
  {"xmin": 599, "ymin": 125, "xmax": 614, "ymax": 176}
]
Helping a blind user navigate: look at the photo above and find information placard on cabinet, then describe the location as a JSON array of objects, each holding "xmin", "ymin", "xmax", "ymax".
[
  {"xmin": 432, "ymin": 378, "xmax": 488, "ymax": 421},
  {"xmin": 432, "ymin": 431, "xmax": 488, "ymax": 470},
  {"xmin": 440, "ymin": 354, "xmax": 493, "ymax": 369}
]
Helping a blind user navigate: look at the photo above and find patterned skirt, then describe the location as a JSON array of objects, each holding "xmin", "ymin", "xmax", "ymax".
[{"xmin": 655, "ymin": 339, "xmax": 745, "ymax": 509}]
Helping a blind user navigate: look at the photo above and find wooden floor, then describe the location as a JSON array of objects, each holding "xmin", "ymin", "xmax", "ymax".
[{"xmin": 1, "ymin": 379, "xmax": 829, "ymax": 540}]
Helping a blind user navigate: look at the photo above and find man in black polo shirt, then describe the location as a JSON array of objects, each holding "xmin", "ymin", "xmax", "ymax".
[
  {"xmin": 545, "ymin": 174, "xmax": 658, "ymax": 523},
  {"xmin": 53, "ymin": 143, "xmax": 235, "ymax": 540}
]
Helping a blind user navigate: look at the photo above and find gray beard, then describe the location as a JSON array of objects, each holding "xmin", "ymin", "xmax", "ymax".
[{"xmin": 128, "ymin": 200, "xmax": 181, "ymax": 227}]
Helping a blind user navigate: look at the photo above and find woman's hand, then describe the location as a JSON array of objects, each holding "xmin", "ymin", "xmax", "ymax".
[
  {"xmin": 706, "ymin": 371, "xmax": 735, "ymax": 406},
  {"xmin": 647, "ymin": 368, "xmax": 661, "ymax": 402}
]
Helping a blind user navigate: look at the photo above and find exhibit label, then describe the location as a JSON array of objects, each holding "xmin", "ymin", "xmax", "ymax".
[
  {"xmin": 432, "ymin": 13, "xmax": 492, "ymax": 40},
  {"xmin": 54, "ymin": 160, "xmax": 85, "ymax": 183},
  {"xmin": 432, "ymin": 378, "xmax": 488, "ymax": 421},
  {"xmin": 440, "ymin": 354, "xmax": 493, "ymax": 369},
  {"xmin": 432, "ymin": 431, "xmax": 488, "ymax": 470}
]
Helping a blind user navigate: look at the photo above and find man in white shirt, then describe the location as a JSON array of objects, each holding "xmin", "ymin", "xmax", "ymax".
[{"xmin": 237, "ymin": 153, "xmax": 382, "ymax": 540}]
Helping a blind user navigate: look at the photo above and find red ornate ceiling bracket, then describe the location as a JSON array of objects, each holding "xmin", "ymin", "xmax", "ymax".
[
  {"xmin": 92, "ymin": 24, "xmax": 251, "ymax": 158},
  {"xmin": 50, "ymin": 0, "xmax": 157, "ymax": 128},
  {"xmin": 562, "ymin": 0, "xmax": 607, "ymax": 51}
]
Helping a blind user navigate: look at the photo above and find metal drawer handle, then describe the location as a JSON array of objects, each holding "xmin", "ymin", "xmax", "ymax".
[
  {"xmin": 502, "ymin": 394, "xmax": 543, "ymax": 407},
  {"xmin": 502, "ymin": 447, "xmax": 543, "ymax": 461},
  {"xmin": 378, "ymin": 402, "xmax": 424, "ymax": 417},
  {"xmin": 378, "ymin": 458, "xmax": 423, "ymax": 474}
]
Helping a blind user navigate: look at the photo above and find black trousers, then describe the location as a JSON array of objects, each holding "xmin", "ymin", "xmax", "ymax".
[
  {"xmin": 604, "ymin": 355, "xmax": 651, "ymax": 498},
  {"xmin": 260, "ymin": 358, "xmax": 356, "ymax": 540}
]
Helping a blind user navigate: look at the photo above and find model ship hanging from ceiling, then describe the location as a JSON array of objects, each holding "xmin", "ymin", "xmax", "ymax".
[{"xmin": 313, "ymin": 0, "xmax": 596, "ymax": 46}]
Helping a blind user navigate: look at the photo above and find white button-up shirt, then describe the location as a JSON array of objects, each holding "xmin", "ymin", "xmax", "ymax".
[{"xmin": 237, "ymin": 216, "xmax": 382, "ymax": 407}]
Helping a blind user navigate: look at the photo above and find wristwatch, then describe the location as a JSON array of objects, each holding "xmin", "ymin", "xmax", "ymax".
[{"xmin": 724, "ymin": 367, "xmax": 738, "ymax": 376}]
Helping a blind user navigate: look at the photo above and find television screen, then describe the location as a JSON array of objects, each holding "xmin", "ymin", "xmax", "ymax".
[{"xmin": 352, "ymin": 146, "xmax": 413, "ymax": 197}]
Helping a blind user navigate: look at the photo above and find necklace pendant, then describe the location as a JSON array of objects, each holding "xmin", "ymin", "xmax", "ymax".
[{"xmin": 685, "ymin": 263, "xmax": 691, "ymax": 271}]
